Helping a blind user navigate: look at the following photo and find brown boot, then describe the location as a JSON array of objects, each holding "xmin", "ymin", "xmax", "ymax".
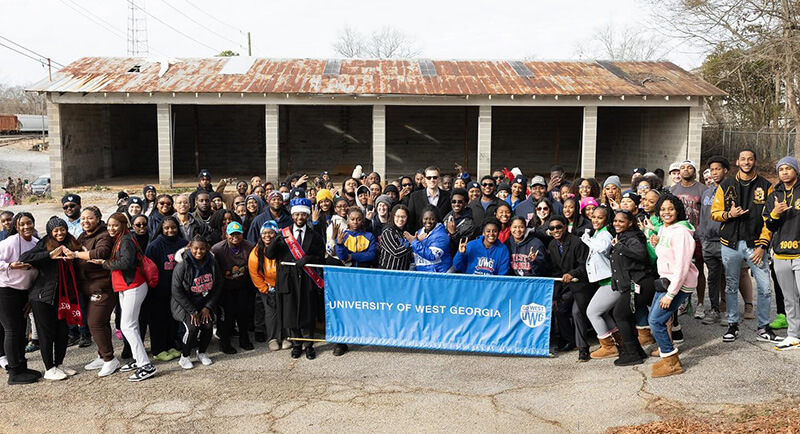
[
  {"xmin": 611, "ymin": 330, "xmax": 623, "ymax": 351},
  {"xmin": 651, "ymin": 353, "xmax": 683, "ymax": 378},
  {"xmin": 638, "ymin": 328, "xmax": 655, "ymax": 346},
  {"xmin": 590, "ymin": 336, "xmax": 618, "ymax": 359}
]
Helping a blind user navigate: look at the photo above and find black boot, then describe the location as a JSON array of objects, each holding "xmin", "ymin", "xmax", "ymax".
[
  {"xmin": 636, "ymin": 343, "xmax": 649, "ymax": 360},
  {"xmin": 7, "ymin": 365, "xmax": 40, "ymax": 385},
  {"xmin": 614, "ymin": 342, "xmax": 645, "ymax": 366}
]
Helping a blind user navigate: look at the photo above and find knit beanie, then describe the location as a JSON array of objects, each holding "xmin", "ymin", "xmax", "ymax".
[
  {"xmin": 316, "ymin": 189, "xmax": 334, "ymax": 203},
  {"xmin": 776, "ymin": 156, "xmax": 799, "ymax": 174},
  {"xmin": 375, "ymin": 195, "xmax": 393, "ymax": 209},
  {"xmin": 46, "ymin": 216, "xmax": 67, "ymax": 234},
  {"xmin": 603, "ymin": 176, "xmax": 621, "ymax": 190}
]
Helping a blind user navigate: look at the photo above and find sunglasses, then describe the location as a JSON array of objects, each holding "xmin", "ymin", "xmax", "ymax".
[
  {"xmin": 158, "ymin": 201, "xmax": 172, "ymax": 206},
  {"xmin": 426, "ymin": 176, "xmax": 439, "ymax": 180},
  {"xmin": 481, "ymin": 183, "xmax": 495, "ymax": 187},
  {"xmin": 493, "ymin": 176, "xmax": 504, "ymax": 180},
  {"xmin": 536, "ymin": 206, "xmax": 549, "ymax": 211},
  {"xmin": 133, "ymin": 223, "xmax": 147, "ymax": 228},
  {"xmin": 402, "ymin": 183, "xmax": 413, "ymax": 188},
  {"xmin": 549, "ymin": 225, "xmax": 565, "ymax": 230},
  {"xmin": 63, "ymin": 204, "xmax": 77, "ymax": 209},
  {"xmin": 451, "ymin": 199, "xmax": 464, "ymax": 204}
]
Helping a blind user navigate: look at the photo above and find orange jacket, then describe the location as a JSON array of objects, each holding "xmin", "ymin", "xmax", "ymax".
[{"xmin": 248, "ymin": 247, "xmax": 276, "ymax": 294}]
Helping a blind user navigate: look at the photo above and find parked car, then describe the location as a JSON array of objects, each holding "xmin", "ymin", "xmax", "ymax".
[{"xmin": 31, "ymin": 174, "xmax": 50, "ymax": 196}]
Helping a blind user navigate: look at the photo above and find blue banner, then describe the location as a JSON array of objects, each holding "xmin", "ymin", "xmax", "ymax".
[{"xmin": 324, "ymin": 267, "xmax": 554, "ymax": 357}]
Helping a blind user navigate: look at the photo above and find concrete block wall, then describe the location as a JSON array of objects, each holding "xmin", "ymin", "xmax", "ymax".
[
  {"xmin": 109, "ymin": 105, "xmax": 158, "ymax": 178},
  {"xmin": 172, "ymin": 105, "xmax": 266, "ymax": 176},
  {"xmin": 597, "ymin": 107, "xmax": 690, "ymax": 179},
  {"xmin": 492, "ymin": 107, "xmax": 583, "ymax": 178},
  {"xmin": 279, "ymin": 105, "xmax": 372, "ymax": 180},
  {"xmin": 58, "ymin": 104, "xmax": 110, "ymax": 187},
  {"xmin": 385, "ymin": 106, "xmax": 478, "ymax": 179}
]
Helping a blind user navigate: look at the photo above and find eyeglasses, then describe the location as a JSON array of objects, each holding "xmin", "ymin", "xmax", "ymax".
[
  {"xmin": 549, "ymin": 225, "xmax": 565, "ymax": 230},
  {"xmin": 426, "ymin": 176, "xmax": 439, "ymax": 180},
  {"xmin": 481, "ymin": 183, "xmax": 495, "ymax": 187},
  {"xmin": 636, "ymin": 186, "xmax": 649, "ymax": 191},
  {"xmin": 536, "ymin": 207, "xmax": 549, "ymax": 211},
  {"xmin": 133, "ymin": 223, "xmax": 147, "ymax": 228},
  {"xmin": 451, "ymin": 199, "xmax": 464, "ymax": 204},
  {"xmin": 158, "ymin": 201, "xmax": 172, "ymax": 206}
]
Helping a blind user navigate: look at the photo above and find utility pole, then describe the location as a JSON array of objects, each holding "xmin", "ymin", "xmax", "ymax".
[
  {"xmin": 47, "ymin": 58, "xmax": 52, "ymax": 81},
  {"xmin": 127, "ymin": 0, "xmax": 150, "ymax": 56},
  {"xmin": 247, "ymin": 32, "xmax": 251, "ymax": 56}
]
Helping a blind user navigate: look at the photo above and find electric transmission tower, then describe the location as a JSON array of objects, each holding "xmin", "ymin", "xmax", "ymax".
[{"xmin": 127, "ymin": 0, "xmax": 149, "ymax": 56}]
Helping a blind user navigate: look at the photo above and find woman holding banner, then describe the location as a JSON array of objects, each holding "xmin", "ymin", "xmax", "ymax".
[
  {"xmin": 408, "ymin": 206, "xmax": 452, "ymax": 273},
  {"xmin": 453, "ymin": 218, "xmax": 510, "ymax": 275}
]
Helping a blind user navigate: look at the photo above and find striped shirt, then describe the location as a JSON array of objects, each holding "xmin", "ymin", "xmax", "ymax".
[{"xmin": 378, "ymin": 226, "xmax": 412, "ymax": 270}]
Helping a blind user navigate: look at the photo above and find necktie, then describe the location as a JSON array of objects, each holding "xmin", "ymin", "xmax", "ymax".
[{"xmin": 296, "ymin": 229, "xmax": 303, "ymax": 245}]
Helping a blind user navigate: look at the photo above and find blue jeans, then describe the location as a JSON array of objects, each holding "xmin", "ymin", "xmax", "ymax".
[
  {"xmin": 721, "ymin": 241, "xmax": 771, "ymax": 329},
  {"xmin": 648, "ymin": 290, "xmax": 691, "ymax": 355}
]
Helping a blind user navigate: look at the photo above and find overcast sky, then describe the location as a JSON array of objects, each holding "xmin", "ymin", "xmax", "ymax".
[{"xmin": 0, "ymin": 0, "xmax": 706, "ymax": 86}]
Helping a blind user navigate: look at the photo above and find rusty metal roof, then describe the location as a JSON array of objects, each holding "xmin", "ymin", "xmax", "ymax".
[{"xmin": 28, "ymin": 57, "xmax": 725, "ymax": 97}]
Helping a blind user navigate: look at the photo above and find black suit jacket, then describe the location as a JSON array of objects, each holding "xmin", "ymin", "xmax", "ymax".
[
  {"xmin": 407, "ymin": 188, "xmax": 451, "ymax": 233},
  {"xmin": 548, "ymin": 233, "xmax": 593, "ymax": 299}
]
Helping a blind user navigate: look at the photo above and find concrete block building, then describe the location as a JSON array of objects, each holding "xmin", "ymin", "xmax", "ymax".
[{"xmin": 27, "ymin": 57, "xmax": 724, "ymax": 193}]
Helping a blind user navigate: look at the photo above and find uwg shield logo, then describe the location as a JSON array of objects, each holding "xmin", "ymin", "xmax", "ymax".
[{"xmin": 520, "ymin": 303, "xmax": 546, "ymax": 328}]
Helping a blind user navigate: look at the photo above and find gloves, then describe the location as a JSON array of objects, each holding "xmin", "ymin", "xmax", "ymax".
[{"xmin": 295, "ymin": 256, "xmax": 310, "ymax": 268}]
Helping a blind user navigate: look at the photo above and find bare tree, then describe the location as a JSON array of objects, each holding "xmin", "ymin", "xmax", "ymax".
[
  {"xmin": 332, "ymin": 25, "xmax": 421, "ymax": 58},
  {"xmin": 574, "ymin": 23, "xmax": 671, "ymax": 60},
  {"xmin": 645, "ymin": 0, "xmax": 800, "ymax": 152},
  {"xmin": 0, "ymin": 84, "xmax": 45, "ymax": 115}
]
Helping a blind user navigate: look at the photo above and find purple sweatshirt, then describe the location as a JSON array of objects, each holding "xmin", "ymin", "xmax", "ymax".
[{"xmin": 0, "ymin": 234, "xmax": 39, "ymax": 289}]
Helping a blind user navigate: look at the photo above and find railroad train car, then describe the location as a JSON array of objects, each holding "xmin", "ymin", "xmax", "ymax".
[
  {"xmin": 0, "ymin": 114, "xmax": 19, "ymax": 134},
  {"xmin": 16, "ymin": 114, "xmax": 48, "ymax": 133}
]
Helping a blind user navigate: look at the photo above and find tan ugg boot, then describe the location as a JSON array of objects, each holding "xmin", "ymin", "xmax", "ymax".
[
  {"xmin": 651, "ymin": 353, "xmax": 683, "ymax": 378},
  {"xmin": 611, "ymin": 330, "xmax": 623, "ymax": 351},
  {"xmin": 590, "ymin": 336, "xmax": 619, "ymax": 359},
  {"xmin": 638, "ymin": 328, "xmax": 655, "ymax": 346}
]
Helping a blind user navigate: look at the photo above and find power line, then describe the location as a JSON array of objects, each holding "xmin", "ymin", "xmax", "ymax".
[
  {"xmin": 127, "ymin": 0, "xmax": 221, "ymax": 53},
  {"xmin": 0, "ymin": 36, "xmax": 65, "ymax": 68},
  {"xmin": 0, "ymin": 41, "xmax": 55, "ymax": 68},
  {"xmin": 159, "ymin": 0, "xmax": 243, "ymax": 49},
  {"xmin": 182, "ymin": 0, "xmax": 244, "ymax": 34}
]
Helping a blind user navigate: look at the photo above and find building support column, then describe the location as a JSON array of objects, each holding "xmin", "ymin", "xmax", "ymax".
[
  {"xmin": 101, "ymin": 106, "xmax": 113, "ymax": 179},
  {"xmin": 581, "ymin": 106, "xmax": 598, "ymax": 178},
  {"xmin": 46, "ymin": 97, "xmax": 64, "ymax": 195},
  {"xmin": 687, "ymin": 105, "xmax": 703, "ymax": 164},
  {"xmin": 477, "ymin": 105, "xmax": 492, "ymax": 178},
  {"xmin": 372, "ymin": 105, "xmax": 386, "ymax": 177},
  {"xmin": 265, "ymin": 104, "xmax": 280, "ymax": 182},
  {"xmin": 156, "ymin": 104, "xmax": 173, "ymax": 188}
]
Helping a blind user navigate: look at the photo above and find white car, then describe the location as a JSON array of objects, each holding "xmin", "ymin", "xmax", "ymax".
[{"xmin": 31, "ymin": 174, "xmax": 50, "ymax": 196}]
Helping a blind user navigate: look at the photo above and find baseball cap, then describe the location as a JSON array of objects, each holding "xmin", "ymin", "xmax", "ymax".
[
  {"xmin": 226, "ymin": 221, "xmax": 243, "ymax": 235},
  {"xmin": 530, "ymin": 176, "xmax": 546, "ymax": 187},
  {"xmin": 668, "ymin": 162, "xmax": 681, "ymax": 173}
]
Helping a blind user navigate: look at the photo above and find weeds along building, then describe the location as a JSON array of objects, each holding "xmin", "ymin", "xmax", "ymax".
[{"xmin": 27, "ymin": 57, "xmax": 725, "ymax": 192}]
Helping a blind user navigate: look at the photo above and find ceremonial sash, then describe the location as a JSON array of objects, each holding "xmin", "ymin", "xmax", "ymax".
[{"xmin": 282, "ymin": 227, "xmax": 324, "ymax": 289}]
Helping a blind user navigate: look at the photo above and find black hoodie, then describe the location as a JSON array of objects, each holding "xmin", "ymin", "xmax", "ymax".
[
  {"xmin": 145, "ymin": 233, "xmax": 188, "ymax": 298},
  {"xmin": 443, "ymin": 207, "xmax": 477, "ymax": 256},
  {"xmin": 504, "ymin": 229, "xmax": 549, "ymax": 276}
]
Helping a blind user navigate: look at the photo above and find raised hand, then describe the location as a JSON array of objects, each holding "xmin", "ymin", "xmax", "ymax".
[
  {"xmin": 528, "ymin": 247, "xmax": 538, "ymax": 262},
  {"xmin": 773, "ymin": 196, "xmax": 791, "ymax": 215},
  {"xmin": 458, "ymin": 237, "xmax": 468, "ymax": 254},
  {"xmin": 729, "ymin": 201, "xmax": 748, "ymax": 218},
  {"xmin": 446, "ymin": 219, "xmax": 456, "ymax": 235}
]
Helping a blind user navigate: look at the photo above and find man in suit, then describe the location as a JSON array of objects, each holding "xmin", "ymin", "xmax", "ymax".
[
  {"xmin": 468, "ymin": 175, "xmax": 503, "ymax": 227},
  {"xmin": 407, "ymin": 166, "xmax": 452, "ymax": 233}
]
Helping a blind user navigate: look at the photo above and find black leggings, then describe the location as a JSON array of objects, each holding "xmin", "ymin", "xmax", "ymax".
[
  {"xmin": 218, "ymin": 286, "xmax": 253, "ymax": 346},
  {"xmin": 31, "ymin": 301, "xmax": 69, "ymax": 370},
  {"xmin": 146, "ymin": 293, "xmax": 178, "ymax": 355},
  {"xmin": 0, "ymin": 287, "xmax": 29, "ymax": 372},
  {"xmin": 613, "ymin": 277, "xmax": 655, "ymax": 344},
  {"xmin": 181, "ymin": 320, "xmax": 212, "ymax": 357}
]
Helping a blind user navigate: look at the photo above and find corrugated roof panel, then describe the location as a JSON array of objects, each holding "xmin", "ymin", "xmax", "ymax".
[
  {"xmin": 323, "ymin": 59, "xmax": 342, "ymax": 75},
  {"xmin": 26, "ymin": 57, "xmax": 726, "ymax": 97},
  {"xmin": 508, "ymin": 60, "xmax": 533, "ymax": 77}
]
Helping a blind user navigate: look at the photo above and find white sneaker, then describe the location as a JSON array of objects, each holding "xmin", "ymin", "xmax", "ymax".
[
  {"xmin": 0, "ymin": 355, "xmax": 8, "ymax": 370},
  {"xmin": 44, "ymin": 367, "xmax": 68, "ymax": 381},
  {"xmin": 775, "ymin": 336, "xmax": 800, "ymax": 351},
  {"xmin": 98, "ymin": 358, "xmax": 121, "ymax": 377},
  {"xmin": 57, "ymin": 365, "xmax": 77, "ymax": 376},
  {"xmin": 178, "ymin": 356, "xmax": 193, "ymax": 370},
  {"xmin": 196, "ymin": 351, "xmax": 212, "ymax": 366},
  {"xmin": 84, "ymin": 357, "xmax": 104, "ymax": 371},
  {"xmin": 694, "ymin": 304, "xmax": 706, "ymax": 319}
]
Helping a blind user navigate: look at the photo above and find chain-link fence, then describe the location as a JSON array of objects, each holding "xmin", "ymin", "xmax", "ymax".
[{"xmin": 702, "ymin": 127, "xmax": 797, "ymax": 170}]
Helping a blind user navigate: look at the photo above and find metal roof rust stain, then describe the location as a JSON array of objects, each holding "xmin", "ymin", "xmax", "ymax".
[{"xmin": 28, "ymin": 57, "xmax": 726, "ymax": 97}]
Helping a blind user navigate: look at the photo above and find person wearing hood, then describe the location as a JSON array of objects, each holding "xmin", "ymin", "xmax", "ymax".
[
  {"xmin": 142, "ymin": 185, "xmax": 157, "ymax": 217},
  {"xmin": 212, "ymin": 221, "xmax": 255, "ymax": 354},
  {"xmin": 242, "ymin": 194, "xmax": 265, "ymax": 235},
  {"xmin": 340, "ymin": 177, "xmax": 360, "ymax": 207},
  {"xmin": 334, "ymin": 208, "xmax": 378, "ymax": 268},
  {"xmin": 444, "ymin": 188, "xmax": 477, "ymax": 257},
  {"xmin": 188, "ymin": 169, "xmax": 215, "ymax": 211},
  {"xmin": 504, "ymin": 216, "xmax": 548, "ymax": 277},
  {"xmin": 515, "ymin": 176, "xmax": 562, "ymax": 224},
  {"xmin": 507, "ymin": 175, "xmax": 527, "ymax": 211},
  {"xmin": 647, "ymin": 194, "xmax": 698, "ymax": 377},
  {"xmin": 147, "ymin": 194, "xmax": 174, "ymax": 239},
  {"xmin": 209, "ymin": 192, "xmax": 226, "ymax": 212},
  {"xmin": 193, "ymin": 192, "xmax": 214, "ymax": 224},
  {"xmin": 453, "ymin": 218, "xmax": 510, "ymax": 275},
  {"xmin": 408, "ymin": 206, "xmax": 452, "ymax": 273},
  {"xmin": 562, "ymin": 197, "xmax": 591, "ymax": 235},
  {"xmin": 764, "ymin": 156, "xmax": 800, "ymax": 350},
  {"xmin": 0, "ymin": 212, "xmax": 42, "ymax": 385},
  {"xmin": 355, "ymin": 185, "xmax": 372, "ymax": 214},
  {"xmin": 131, "ymin": 215, "xmax": 150, "ymax": 252},
  {"xmin": 19, "ymin": 216, "xmax": 82, "ymax": 381},
  {"xmin": 171, "ymin": 235, "xmax": 223, "ymax": 370},
  {"xmin": 71, "ymin": 207, "xmax": 119, "ymax": 376},
  {"xmin": 370, "ymin": 195, "xmax": 393, "ymax": 240},
  {"xmin": 407, "ymin": 166, "xmax": 452, "ymax": 233},
  {"xmin": 247, "ymin": 191, "xmax": 292, "ymax": 245},
  {"xmin": 383, "ymin": 184, "xmax": 400, "ymax": 205},
  {"xmin": 143, "ymin": 216, "xmax": 185, "ymax": 363},
  {"xmin": 174, "ymin": 194, "xmax": 210, "ymax": 242}
]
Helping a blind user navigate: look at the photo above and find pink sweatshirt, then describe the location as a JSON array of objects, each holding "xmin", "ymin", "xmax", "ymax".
[
  {"xmin": 655, "ymin": 222, "xmax": 699, "ymax": 296},
  {"xmin": 0, "ymin": 234, "xmax": 39, "ymax": 290}
]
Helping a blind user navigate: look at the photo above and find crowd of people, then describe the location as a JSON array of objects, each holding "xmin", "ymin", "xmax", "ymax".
[{"xmin": 1, "ymin": 149, "xmax": 798, "ymax": 385}]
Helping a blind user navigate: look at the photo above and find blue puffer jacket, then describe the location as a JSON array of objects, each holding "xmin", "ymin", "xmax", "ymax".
[{"xmin": 411, "ymin": 223, "xmax": 452, "ymax": 273}]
